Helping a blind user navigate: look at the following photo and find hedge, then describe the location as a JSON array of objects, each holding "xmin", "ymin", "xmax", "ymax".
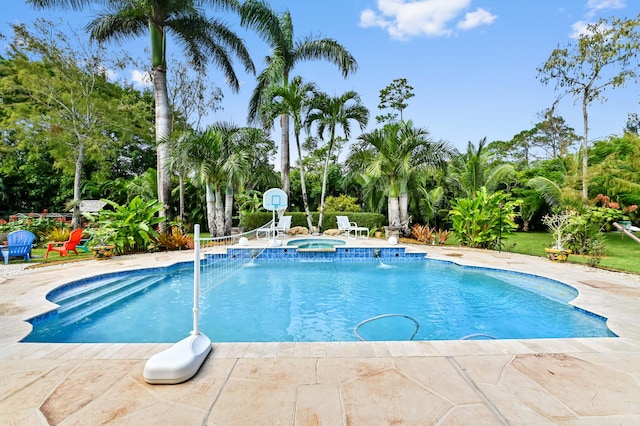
[{"xmin": 240, "ymin": 212, "xmax": 387, "ymax": 232}]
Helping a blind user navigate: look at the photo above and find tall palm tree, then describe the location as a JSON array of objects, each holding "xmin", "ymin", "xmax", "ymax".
[
  {"xmin": 262, "ymin": 76, "xmax": 317, "ymax": 231},
  {"xmin": 240, "ymin": 0, "xmax": 357, "ymax": 199},
  {"xmin": 28, "ymin": 0, "xmax": 255, "ymax": 224},
  {"xmin": 306, "ymin": 91, "xmax": 369, "ymax": 232},
  {"xmin": 354, "ymin": 121, "xmax": 452, "ymax": 234}
]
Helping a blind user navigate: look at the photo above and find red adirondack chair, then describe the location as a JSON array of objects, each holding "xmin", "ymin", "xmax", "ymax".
[{"xmin": 45, "ymin": 228, "xmax": 84, "ymax": 258}]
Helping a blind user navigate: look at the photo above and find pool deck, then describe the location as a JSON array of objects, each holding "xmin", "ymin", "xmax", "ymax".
[{"xmin": 1, "ymin": 238, "xmax": 640, "ymax": 425}]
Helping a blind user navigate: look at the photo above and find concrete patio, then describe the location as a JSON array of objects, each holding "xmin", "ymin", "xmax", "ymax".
[{"xmin": 1, "ymin": 241, "xmax": 640, "ymax": 425}]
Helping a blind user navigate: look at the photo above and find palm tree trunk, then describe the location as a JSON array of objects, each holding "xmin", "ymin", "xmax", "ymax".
[
  {"xmin": 388, "ymin": 196, "xmax": 400, "ymax": 229},
  {"xmin": 317, "ymin": 138, "xmax": 334, "ymax": 233},
  {"xmin": 179, "ymin": 175, "xmax": 185, "ymax": 221},
  {"xmin": 281, "ymin": 114, "xmax": 290, "ymax": 198},
  {"xmin": 225, "ymin": 185, "xmax": 234, "ymax": 235},
  {"xmin": 581, "ymin": 93, "xmax": 589, "ymax": 200},
  {"xmin": 206, "ymin": 182, "xmax": 216, "ymax": 236},
  {"xmin": 399, "ymin": 192, "xmax": 409, "ymax": 236},
  {"xmin": 214, "ymin": 188, "xmax": 225, "ymax": 237},
  {"xmin": 295, "ymin": 133, "xmax": 315, "ymax": 232},
  {"xmin": 71, "ymin": 139, "xmax": 84, "ymax": 230},
  {"xmin": 154, "ymin": 65, "xmax": 172, "ymax": 226}
]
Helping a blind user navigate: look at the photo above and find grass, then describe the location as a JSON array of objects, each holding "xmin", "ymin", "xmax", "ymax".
[{"xmin": 502, "ymin": 231, "xmax": 640, "ymax": 274}]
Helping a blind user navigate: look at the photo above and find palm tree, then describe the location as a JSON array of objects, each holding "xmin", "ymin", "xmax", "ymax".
[
  {"xmin": 28, "ymin": 0, "xmax": 255, "ymax": 224},
  {"xmin": 354, "ymin": 121, "xmax": 452, "ymax": 234},
  {"xmin": 171, "ymin": 127, "xmax": 249, "ymax": 236},
  {"xmin": 240, "ymin": 0, "xmax": 357, "ymax": 199},
  {"xmin": 262, "ymin": 76, "xmax": 317, "ymax": 231},
  {"xmin": 235, "ymin": 127, "xmax": 280, "ymax": 191},
  {"xmin": 449, "ymin": 138, "xmax": 516, "ymax": 199},
  {"xmin": 306, "ymin": 91, "xmax": 369, "ymax": 232}
]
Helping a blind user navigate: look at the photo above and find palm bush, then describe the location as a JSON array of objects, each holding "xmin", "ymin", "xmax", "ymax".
[
  {"xmin": 449, "ymin": 187, "xmax": 520, "ymax": 249},
  {"xmin": 84, "ymin": 196, "xmax": 164, "ymax": 255}
]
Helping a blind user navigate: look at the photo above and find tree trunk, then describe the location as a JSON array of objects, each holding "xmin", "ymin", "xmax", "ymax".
[
  {"xmin": 399, "ymin": 192, "xmax": 409, "ymax": 236},
  {"xmin": 295, "ymin": 133, "xmax": 315, "ymax": 232},
  {"xmin": 280, "ymin": 114, "xmax": 290, "ymax": 199},
  {"xmin": 214, "ymin": 188, "xmax": 225, "ymax": 237},
  {"xmin": 317, "ymin": 137, "xmax": 334, "ymax": 233},
  {"xmin": 179, "ymin": 174, "xmax": 185, "ymax": 221},
  {"xmin": 225, "ymin": 184, "xmax": 234, "ymax": 235},
  {"xmin": 205, "ymin": 182, "xmax": 216, "ymax": 236},
  {"xmin": 71, "ymin": 139, "xmax": 84, "ymax": 230},
  {"xmin": 154, "ymin": 65, "xmax": 172, "ymax": 226},
  {"xmin": 388, "ymin": 196, "xmax": 400, "ymax": 229},
  {"xmin": 581, "ymin": 92, "xmax": 589, "ymax": 200}
]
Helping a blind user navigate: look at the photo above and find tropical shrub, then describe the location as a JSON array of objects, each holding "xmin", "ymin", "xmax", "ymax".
[
  {"xmin": 324, "ymin": 195, "xmax": 362, "ymax": 213},
  {"xmin": 449, "ymin": 187, "xmax": 520, "ymax": 249},
  {"xmin": 154, "ymin": 226, "xmax": 193, "ymax": 251},
  {"xmin": 411, "ymin": 224, "xmax": 435, "ymax": 244},
  {"xmin": 44, "ymin": 227, "xmax": 71, "ymax": 243},
  {"xmin": 83, "ymin": 196, "xmax": 164, "ymax": 255},
  {"xmin": 436, "ymin": 229, "xmax": 451, "ymax": 244}
]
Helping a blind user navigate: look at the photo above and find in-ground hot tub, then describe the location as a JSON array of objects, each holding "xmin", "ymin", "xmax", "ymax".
[{"xmin": 286, "ymin": 238, "xmax": 347, "ymax": 252}]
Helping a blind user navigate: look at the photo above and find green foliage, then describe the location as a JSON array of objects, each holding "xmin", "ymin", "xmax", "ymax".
[
  {"xmin": 376, "ymin": 77, "xmax": 414, "ymax": 123},
  {"xmin": 449, "ymin": 187, "xmax": 520, "ymax": 249},
  {"xmin": 589, "ymin": 134, "xmax": 640, "ymax": 206},
  {"xmin": 565, "ymin": 205, "xmax": 626, "ymax": 255},
  {"xmin": 0, "ymin": 215, "xmax": 67, "ymax": 245},
  {"xmin": 324, "ymin": 195, "xmax": 361, "ymax": 213},
  {"xmin": 84, "ymin": 197, "xmax": 164, "ymax": 255}
]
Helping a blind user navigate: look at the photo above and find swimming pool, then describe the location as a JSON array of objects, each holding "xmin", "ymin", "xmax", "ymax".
[{"xmin": 23, "ymin": 257, "xmax": 615, "ymax": 343}]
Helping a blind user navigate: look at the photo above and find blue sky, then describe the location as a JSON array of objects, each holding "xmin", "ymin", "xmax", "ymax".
[{"xmin": 2, "ymin": 0, "xmax": 638, "ymax": 154}]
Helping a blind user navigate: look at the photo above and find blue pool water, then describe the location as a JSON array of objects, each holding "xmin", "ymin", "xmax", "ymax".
[{"xmin": 23, "ymin": 260, "xmax": 615, "ymax": 343}]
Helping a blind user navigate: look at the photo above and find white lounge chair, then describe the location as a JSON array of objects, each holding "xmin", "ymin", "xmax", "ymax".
[
  {"xmin": 336, "ymin": 215, "xmax": 369, "ymax": 239},
  {"xmin": 256, "ymin": 215, "xmax": 292, "ymax": 239}
]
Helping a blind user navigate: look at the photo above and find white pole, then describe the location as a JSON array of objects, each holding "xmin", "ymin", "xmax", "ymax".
[{"xmin": 192, "ymin": 224, "xmax": 201, "ymax": 335}]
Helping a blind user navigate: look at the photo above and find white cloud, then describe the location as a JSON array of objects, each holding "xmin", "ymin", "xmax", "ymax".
[
  {"xmin": 569, "ymin": 1, "xmax": 624, "ymax": 39},
  {"xmin": 570, "ymin": 20, "xmax": 590, "ymax": 38},
  {"xmin": 587, "ymin": 0, "xmax": 626, "ymax": 16},
  {"xmin": 131, "ymin": 69, "xmax": 152, "ymax": 87},
  {"xmin": 359, "ymin": 0, "xmax": 496, "ymax": 40},
  {"xmin": 457, "ymin": 8, "xmax": 497, "ymax": 30}
]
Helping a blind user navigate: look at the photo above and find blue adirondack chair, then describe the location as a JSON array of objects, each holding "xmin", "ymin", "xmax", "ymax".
[{"xmin": 1, "ymin": 230, "xmax": 36, "ymax": 265}]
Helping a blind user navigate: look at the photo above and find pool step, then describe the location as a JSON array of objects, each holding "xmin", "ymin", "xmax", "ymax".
[
  {"xmin": 55, "ymin": 275, "xmax": 164, "ymax": 326},
  {"xmin": 53, "ymin": 275, "xmax": 153, "ymax": 308}
]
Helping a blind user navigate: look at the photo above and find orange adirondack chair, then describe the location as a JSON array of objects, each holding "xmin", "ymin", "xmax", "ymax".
[{"xmin": 45, "ymin": 228, "xmax": 84, "ymax": 258}]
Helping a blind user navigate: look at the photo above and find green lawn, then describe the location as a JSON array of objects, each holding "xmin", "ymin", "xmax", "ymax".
[{"xmin": 501, "ymin": 231, "xmax": 640, "ymax": 274}]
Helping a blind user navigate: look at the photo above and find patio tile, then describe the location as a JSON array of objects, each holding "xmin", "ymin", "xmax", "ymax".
[
  {"xmin": 510, "ymin": 353, "xmax": 640, "ymax": 416},
  {"xmin": 295, "ymin": 383, "xmax": 343, "ymax": 425}
]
